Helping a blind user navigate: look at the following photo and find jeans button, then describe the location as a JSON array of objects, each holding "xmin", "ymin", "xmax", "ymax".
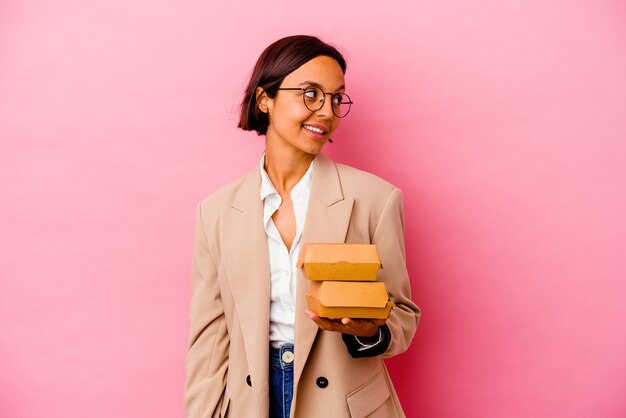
[
  {"xmin": 316, "ymin": 376, "xmax": 328, "ymax": 388},
  {"xmin": 282, "ymin": 350, "xmax": 294, "ymax": 364}
]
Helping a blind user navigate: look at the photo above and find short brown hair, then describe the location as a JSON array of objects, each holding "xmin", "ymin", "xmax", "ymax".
[{"xmin": 238, "ymin": 35, "xmax": 347, "ymax": 136}]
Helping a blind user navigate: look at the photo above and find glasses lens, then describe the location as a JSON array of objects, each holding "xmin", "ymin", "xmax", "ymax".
[
  {"xmin": 302, "ymin": 87, "xmax": 323, "ymax": 112},
  {"xmin": 332, "ymin": 92, "xmax": 351, "ymax": 118}
]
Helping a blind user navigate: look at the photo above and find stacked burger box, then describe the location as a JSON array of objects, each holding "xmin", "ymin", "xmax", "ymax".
[{"xmin": 297, "ymin": 243, "xmax": 394, "ymax": 319}]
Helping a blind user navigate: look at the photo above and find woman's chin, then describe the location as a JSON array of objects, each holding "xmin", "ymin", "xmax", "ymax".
[{"xmin": 303, "ymin": 141, "xmax": 326, "ymax": 155}]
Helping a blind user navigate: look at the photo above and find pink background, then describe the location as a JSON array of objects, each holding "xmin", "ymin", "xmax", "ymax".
[{"xmin": 1, "ymin": 1, "xmax": 625, "ymax": 417}]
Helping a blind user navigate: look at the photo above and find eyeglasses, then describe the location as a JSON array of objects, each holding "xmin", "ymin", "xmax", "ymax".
[{"xmin": 276, "ymin": 86, "xmax": 353, "ymax": 118}]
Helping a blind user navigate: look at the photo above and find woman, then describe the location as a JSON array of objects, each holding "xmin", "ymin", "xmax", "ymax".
[{"xmin": 185, "ymin": 35, "xmax": 420, "ymax": 418}]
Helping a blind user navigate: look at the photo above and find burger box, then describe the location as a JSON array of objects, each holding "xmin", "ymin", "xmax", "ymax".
[
  {"xmin": 297, "ymin": 243, "xmax": 381, "ymax": 281},
  {"xmin": 306, "ymin": 280, "xmax": 395, "ymax": 319}
]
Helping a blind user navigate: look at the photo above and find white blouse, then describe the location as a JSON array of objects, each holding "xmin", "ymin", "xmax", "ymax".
[
  {"xmin": 259, "ymin": 152, "xmax": 314, "ymax": 348},
  {"xmin": 259, "ymin": 152, "xmax": 382, "ymax": 350}
]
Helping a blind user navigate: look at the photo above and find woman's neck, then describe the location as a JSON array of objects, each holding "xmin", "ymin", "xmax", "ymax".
[{"xmin": 264, "ymin": 144, "xmax": 315, "ymax": 195}]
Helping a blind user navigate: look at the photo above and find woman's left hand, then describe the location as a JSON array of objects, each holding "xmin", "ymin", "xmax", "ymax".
[{"xmin": 304, "ymin": 309, "xmax": 387, "ymax": 337}]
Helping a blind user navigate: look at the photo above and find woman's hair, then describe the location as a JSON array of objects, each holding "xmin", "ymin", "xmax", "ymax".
[{"xmin": 238, "ymin": 35, "xmax": 347, "ymax": 136}]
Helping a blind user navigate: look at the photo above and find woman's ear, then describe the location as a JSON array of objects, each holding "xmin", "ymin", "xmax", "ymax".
[{"xmin": 255, "ymin": 87, "xmax": 269, "ymax": 113}]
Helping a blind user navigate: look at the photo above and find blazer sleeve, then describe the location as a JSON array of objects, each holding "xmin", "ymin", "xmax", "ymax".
[
  {"xmin": 184, "ymin": 202, "xmax": 229, "ymax": 418},
  {"xmin": 377, "ymin": 188, "xmax": 420, "ymax": 357},
  {"xmin": 343, "ymin": 187, "xmax": 420, "ymax": 358}
]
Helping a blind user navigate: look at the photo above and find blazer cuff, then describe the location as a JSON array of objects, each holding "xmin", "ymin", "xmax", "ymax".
[{"xmin": 342, "ymin": 324, "xmax": 391, "ymax": 358}]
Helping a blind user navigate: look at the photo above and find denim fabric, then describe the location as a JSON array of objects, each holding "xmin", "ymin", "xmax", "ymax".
[{"xmin": 269, "ymin": 343, "xmax": 294, "ymax": 418}]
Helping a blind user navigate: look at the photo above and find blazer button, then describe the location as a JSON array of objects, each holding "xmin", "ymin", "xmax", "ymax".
[
  {"xmin": 246, "ymin": 375, "xmax": 252, "ymax": 386},
  {"xmin": 316, "ymin": 376, "xmax": 328, "ymax": 388}
]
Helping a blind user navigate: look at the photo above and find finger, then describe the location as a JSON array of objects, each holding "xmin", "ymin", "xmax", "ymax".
[
  {"xmin": 306, "ymin": 312, "xmax": 383, "ymax": 335},
  {"xmin": 305, "ymin": 310, "xmax": 345, "ymax": 332},
  {"xmin": 341, "ymin": 318, "xmax": 386, "ymax": 328},
  {"xmin": 340, "ymin": 319, "xmax": 386, "ymax": 337}
]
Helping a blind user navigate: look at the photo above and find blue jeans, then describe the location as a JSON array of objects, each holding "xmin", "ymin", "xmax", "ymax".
[{"xmin": 270, "ymin": 343, "xmax": 294, "ymax": 418}]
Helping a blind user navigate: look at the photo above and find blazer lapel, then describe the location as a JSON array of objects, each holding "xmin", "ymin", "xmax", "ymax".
[
  {"xmin": 221, "ymin": 165, "xmax": 271, "ymax": 412},
  {"xmin": 293, "ymin": 152, "xmax": 354, "ymax": 390}
]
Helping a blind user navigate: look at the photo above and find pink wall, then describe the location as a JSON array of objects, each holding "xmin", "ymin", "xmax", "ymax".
[{"xmin": 1, "ymin": 1, "xmax": 625, "ymax": 417}]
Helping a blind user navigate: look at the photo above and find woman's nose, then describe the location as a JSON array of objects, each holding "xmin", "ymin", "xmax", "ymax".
[{"xmin": 315, "ymin": 94, "xmax": 335, "ymax": 119}]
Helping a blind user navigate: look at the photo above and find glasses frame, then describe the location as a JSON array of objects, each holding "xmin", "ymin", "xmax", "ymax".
[{"xmin": 276, "ymin": 86, "xmax": 353, "ymax": 118}]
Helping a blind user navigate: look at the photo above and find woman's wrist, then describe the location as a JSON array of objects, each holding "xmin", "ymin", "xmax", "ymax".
[{"xmin": 354, "ymin": 327, "xmax": 383, "ymax": 345}]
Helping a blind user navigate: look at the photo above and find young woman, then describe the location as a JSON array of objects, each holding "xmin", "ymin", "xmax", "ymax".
[{"xmin": 184, "ymin": 35, "xmax": 420, "ymax": 418}]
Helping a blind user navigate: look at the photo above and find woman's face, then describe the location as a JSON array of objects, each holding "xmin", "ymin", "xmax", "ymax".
[{"xmin": 258, "ymin": 55, "xmax": 345, "ymax": 156}]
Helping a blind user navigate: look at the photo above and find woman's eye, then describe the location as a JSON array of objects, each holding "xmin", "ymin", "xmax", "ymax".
[
  {"xmin": 304, "ymin": 90, "xmax": 317, "ymax": 99},
  {"xmin": 332, "ymin": 95, "xmax": 342, "ymax": 105}
]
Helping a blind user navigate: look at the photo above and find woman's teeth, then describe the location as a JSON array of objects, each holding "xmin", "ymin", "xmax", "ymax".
[{"xmin": 303, "ymin": 125, "xmax": 324, "ymax": 134}]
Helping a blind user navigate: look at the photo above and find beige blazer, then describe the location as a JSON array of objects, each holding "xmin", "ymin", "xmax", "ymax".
[{"xmin": 185, "ymin": 152, "xmax": 420, "ymax": 418}]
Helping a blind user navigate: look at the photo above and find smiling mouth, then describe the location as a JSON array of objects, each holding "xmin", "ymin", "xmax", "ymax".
[{"xmin": 303, "ymin": 125, "xmax": 327, "ymax": 135}]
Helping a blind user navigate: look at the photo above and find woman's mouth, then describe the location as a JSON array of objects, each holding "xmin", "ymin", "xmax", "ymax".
[{"xmin": 303, "ymin": 124, "xmax": 327, "ymax": 140}]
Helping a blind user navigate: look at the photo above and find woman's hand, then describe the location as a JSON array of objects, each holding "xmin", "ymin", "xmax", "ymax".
[{"xmin": 304, "ymin": 309, "xmax": 387, "ymax": 337}]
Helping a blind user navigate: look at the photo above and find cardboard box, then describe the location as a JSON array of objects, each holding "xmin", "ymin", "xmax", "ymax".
[
  {"xmin": 297, "ymin": 243, "xmax": 381, "ymax": 281},
  {"xmin": 306, "ymin": 281, "xmax": 395, "ymax": 319}
]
